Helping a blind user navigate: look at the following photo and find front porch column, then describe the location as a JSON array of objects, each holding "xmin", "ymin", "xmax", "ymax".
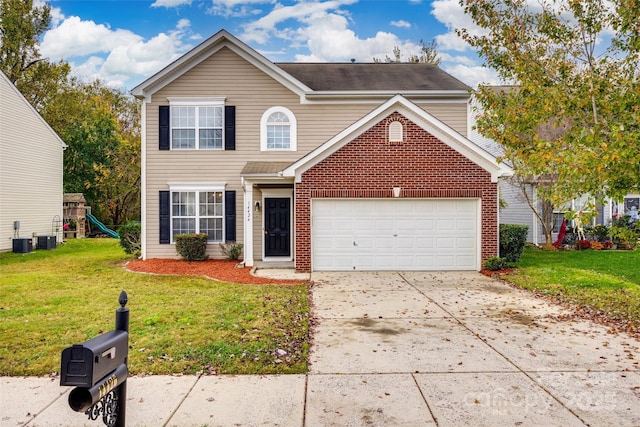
[{"xmin": 243, "ymin": 182, "xmax": 254, "ymax": 267}]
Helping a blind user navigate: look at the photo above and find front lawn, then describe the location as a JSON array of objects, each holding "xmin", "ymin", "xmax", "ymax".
[
  {"xmin": 504, "ymin": 247, "xmax": 640, "ymax": 333},
  {"xmin": 0, "ymin": 239, "xmax": 309, "ymax": 376}
]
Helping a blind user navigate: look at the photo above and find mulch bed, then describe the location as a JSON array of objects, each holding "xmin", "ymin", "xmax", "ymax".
[{"xmin": 125, "ymin": 258, "xmax": 307, "ymax": 285}]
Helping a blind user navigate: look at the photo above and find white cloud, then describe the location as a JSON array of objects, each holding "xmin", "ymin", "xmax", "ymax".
[
  {"xmin": 430, "ymin": 0, "xmax": 483, "ymax": 51},
  {"xmin": 40, "ymin": 13, "xmax": 195, "ymax": 88},
  {"xmin": 151, "ymin": 0, "xmax": 192, "ymax": 8},
  {"xmin": 390, "ymin": 20, "xmax": 411, "ymax": 29},
  {"xmin": 207, "ymin": 0, "xmax": 273, "ymax": 18},
  {"xmin": 40, "ymin": 16, "xmax": 142, "ymax": 60},
  {"xmin": 241, "ymin": 0, "xmax": 413, "ymax": 63},
  {"xmin": 444, "ymin": 64, "xmax": 501, "ymax": 88},
  {"xmin": 240, "ymin": 0, "xmax": 357, "ymax": 44}
]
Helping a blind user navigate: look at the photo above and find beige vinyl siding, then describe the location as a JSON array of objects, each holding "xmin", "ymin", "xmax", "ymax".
[
  {"xmin": 143, "ymin": 47, "xmax": 470, "ymax": 258},
  {"xmin": 0, "ymin": 74, "xmax": 64, "ymax": 252}
]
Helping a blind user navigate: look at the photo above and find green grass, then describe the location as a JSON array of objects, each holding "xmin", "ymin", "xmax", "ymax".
[
  {"xmin": 0, "ymin": 239, "xmax": 309, "ymax": 376},
  {"xmin": 504, "ymin": 247, "xmax": 640, "ymax": 330}
]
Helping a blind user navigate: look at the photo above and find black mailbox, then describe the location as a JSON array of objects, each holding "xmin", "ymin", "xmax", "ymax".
[{"xmin": 60, "ymin": 330, "xmax": 128, "ymax": 388}]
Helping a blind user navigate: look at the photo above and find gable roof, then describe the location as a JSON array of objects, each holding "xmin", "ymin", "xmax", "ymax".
[
  {"xmin": 132, "ymin": 29, "xmax": 470, "ymax": 102},
  {"xmin": 282, "ymin": 94, "xmax": 513, "ymax": 183},
  {"xmin": 277, "ymin": 62, "xmax": 469, "ymax": 92},
  {"xmin": 131, "ymin": 29, "xmax": 310, "ymax": 100},
  {"xmin": 0, "ymin": 71, "xmax": 67, "ymax": 149}
]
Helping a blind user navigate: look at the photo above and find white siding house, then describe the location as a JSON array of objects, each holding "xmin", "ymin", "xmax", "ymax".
[{"xmin": 0, "ymin": 71, "xmax": 66, "ymax": 252}]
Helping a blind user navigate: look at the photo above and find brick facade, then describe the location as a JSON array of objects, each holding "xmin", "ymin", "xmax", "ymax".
[{"xmin": 294, "ymin": 112, "xmax": 498, "ymax": 272}]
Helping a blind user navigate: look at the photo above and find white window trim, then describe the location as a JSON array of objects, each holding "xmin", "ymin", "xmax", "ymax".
[
  {"xmin": 168, "ymin": 184, "xmax": 226, "ymax": 244},
  {"xmin": 168, "ymin": 98, "xmax": 226, "ymax": 151},
  {"xmin": 388, "ymin": 121, "xmax": 403, "ymax": 142},
  {"xmin": 260, "ymin": 106, "xmax": 297, "ymax": 151}
]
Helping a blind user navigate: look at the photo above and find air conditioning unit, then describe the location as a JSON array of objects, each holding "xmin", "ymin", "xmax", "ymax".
[
  {"xmin": 37, "ymin": 235, "xmax": 57, "ymax": 250},
  {"xmin": 12, "ymin": 238, "xmax": 32, "ymax": 253}
]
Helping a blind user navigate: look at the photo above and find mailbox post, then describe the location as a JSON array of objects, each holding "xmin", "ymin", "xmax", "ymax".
[{"xmin": 61, "ymin": 291, "xmax": 129, "ymax": 427}]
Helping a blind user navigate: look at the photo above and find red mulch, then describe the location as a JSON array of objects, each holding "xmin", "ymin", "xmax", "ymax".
[{"xmin": 125, "ymin": 258, "xmax": 306, "ymax": 285}]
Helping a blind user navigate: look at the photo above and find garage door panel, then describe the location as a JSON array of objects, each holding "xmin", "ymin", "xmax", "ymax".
[
  {"xmin": 312, "ymin": 199, "xmax": 478, "ymax": 271},
  {"xmin": 355, "ymin": 219, "xmax": 375, "ymax": 232},
  {"xmin": 416, "ymin": 237, "xmax": 435, "ymax": 249},
  {"xmin": 355, "ymin": 237, "xmax": 375, "ymax": 249},
  {"xmin": 396, "ymin": 237, "xmax": 416, "ymax": 249},
  {"xmin": 457, "ymin": 237, "xmax": 475, "ymax": 249},
  {"xmin": 435, "ymin": 237, "xmax": 454, "ymax": 249},
  {"xmin": 373, "ymin": 236, "xmax": 394, "ymax": 249},
  {"xmin": 457, "ymin": 219, "xmax": 475, "ymax": 232}
]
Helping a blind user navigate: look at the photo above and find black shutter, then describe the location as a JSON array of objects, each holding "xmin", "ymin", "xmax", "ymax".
[
  {"xmin": 159, "ymin": 191, "xmax": 170, "ymax": 244},
  {"xmin": 225, "ymin": 190, "xmax": 236, "ymax": 242},
  {"xmin": 159, "ymin": 106, "xmax": 170, "ymax": 150},
  {"xmin": 224, "ymin": 106, "xmax": 235, "ymax": 151}
]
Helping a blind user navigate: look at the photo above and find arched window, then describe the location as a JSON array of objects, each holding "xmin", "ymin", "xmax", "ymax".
[
  {"xmin": 261, "ymin": 107, "xmax": 297, "ymax": 151},
  {"xmin": 388, "ymin": 120, "xmax": 403, "ymax": 143}
]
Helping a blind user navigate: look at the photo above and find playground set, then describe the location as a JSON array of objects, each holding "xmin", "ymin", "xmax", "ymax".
[{"xmin": 63, "ymin": 193, "xmax": 118, "ymax": 239}]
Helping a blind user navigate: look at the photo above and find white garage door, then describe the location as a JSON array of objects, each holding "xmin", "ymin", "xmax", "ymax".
[{"xmin": 312, "ymin": 199, "xmax": 479, "ymax": 271}]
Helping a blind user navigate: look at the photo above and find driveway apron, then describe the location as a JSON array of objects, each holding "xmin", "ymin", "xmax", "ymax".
[{"xmin": 307, "ymin": 271, "xmax": 640, "ymax": 427}]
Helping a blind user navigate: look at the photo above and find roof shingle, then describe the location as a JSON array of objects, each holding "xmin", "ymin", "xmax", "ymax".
[{"xmin": 276, "ymin": 62, "xmax": 469, "ymax": 92}]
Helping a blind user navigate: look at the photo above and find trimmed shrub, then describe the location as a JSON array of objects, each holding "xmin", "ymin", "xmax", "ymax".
[
  {"xmin": 219, "ymin": 242, "xmax": 244, "ymax": 260},
  {"xmin": 483, "ymin": 256, "xmax": 509, "ymax": 271},
  {"xmin": 118, "ymin": 221, "xmax": 141, "ymax": 256},
  {"xmin": 175, "ymin": 233, "xmax": 209, "ymax": 261},
  {"xmin": 499, "ymin": 224, "xmax": 529, "ymax": 263}
]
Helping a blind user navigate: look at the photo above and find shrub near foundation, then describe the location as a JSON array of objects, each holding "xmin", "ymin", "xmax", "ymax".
[
  {"xmin": 175, "ymin": 233, "xmax": 209, "ymax": 261},
  {"xmin": 499, "ymin": 224, "xmax": 529, "ymax": 263}
]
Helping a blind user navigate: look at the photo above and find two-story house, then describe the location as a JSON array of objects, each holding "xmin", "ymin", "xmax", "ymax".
[{"xmin": 132, "ymin": 30, "xmax": 512, "ymax": 272}]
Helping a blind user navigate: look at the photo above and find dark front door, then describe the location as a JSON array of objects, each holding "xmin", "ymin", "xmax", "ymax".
[{"xmin": 264, "ymin": 198, "xmax": 291, "ymax": 257}]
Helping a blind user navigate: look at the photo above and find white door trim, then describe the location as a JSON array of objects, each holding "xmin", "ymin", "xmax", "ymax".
[{"xmin": 262, "ymin": 188, "xmax": 294, "ymax": 262}]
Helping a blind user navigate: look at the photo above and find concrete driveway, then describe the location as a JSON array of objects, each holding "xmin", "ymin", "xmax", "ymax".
[
  {"xmin": 2, "ymin": 271, "xmax": 638, "ymax": 426},
  {"xmin": 307, "ymin": 271, "xmax": 640, "ymax": 426}
]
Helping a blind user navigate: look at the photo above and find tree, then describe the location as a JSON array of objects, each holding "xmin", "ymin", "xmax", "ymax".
[
  {"xmin": 1, "ymin": 0, "xmax": 142, "ymax": 227},
  {"xmin": 0, "ymin": 0, "xmax": 70, "ymax": 109},
  {"xmin": 459, "ymin": 0, "xmax": 640, "ymax": 244},
  {"xmin": 0, "ymin": 0, "xmax": 50, "ymax": 84},
  {"xmin": 41, "ymin": 80, "xmax": 141, "ymax": 227},
  {"xmin": 374, "ymin": 39, "xmax": 442, "ymax": 65}
]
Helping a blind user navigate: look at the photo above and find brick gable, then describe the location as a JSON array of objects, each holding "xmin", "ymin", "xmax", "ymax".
[{"xmin": 294, "ymin": 112, "xmax": 498, "ymax": 272}]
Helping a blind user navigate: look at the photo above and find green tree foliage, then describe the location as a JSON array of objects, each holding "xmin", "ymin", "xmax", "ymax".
[
  {"xmin": 0, "ymin": 0, "xmax": 50, "ymax": 84},
  {"xmin": 459, "ymin": 0, "xmax": 640, "ymax": 243},
  {"xmin": 0, "ymin": 0, "xmax": 70, "ymax": 109},
  {"xmin": 1, "ymin": 0, "xmax": 141, "ymax": 227}
]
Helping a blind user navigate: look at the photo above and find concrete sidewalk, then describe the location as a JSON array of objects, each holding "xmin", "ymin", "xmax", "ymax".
[{"xmin": 1, "ymin": 271, "xmax": 639, "ymax": 426}]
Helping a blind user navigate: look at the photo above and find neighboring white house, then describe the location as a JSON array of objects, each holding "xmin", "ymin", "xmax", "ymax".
[
  {"xmin": 0, "ymin": 71, "xmax": 66, "ymax": 252},
  {"xmin": 468, "ymin": 91, "xmax": 639, "ymax": 244}
]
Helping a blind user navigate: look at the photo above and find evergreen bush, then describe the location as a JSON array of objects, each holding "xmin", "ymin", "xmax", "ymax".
[
  {"xmin": 175, "ymin": 233, "xmax": 209, "ymax": 261},
  {"xmin": 499, "ymin": 224, "xmax": 529, "ymax": 263},
  {"xmin": 118, "ymin": 221, "xmax": 141, "ymax": 256},
  {"xmin": 219, "ymin": 242, "xmax": 244, "ymax": 260},
  {"xmin": 483, "ymin": 256, "xmax": 509, "ymax": 271}
]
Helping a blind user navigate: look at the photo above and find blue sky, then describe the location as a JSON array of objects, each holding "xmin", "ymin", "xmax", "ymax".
[{"xmin": 39, "ymin": 0, "xmax": 498, "ymax": 90}]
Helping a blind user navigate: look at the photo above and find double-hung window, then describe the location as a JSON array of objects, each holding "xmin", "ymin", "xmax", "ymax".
[
  {"xmin": 171, "ymin": 189, "xmax": 224, "ymax": 242},
  {"xmin": 170, "ymin": 99, "xmax": 224, "ymax": 150},
  {"xmin": 260, "ymin": 106, "xmax": 297, "ymax": 151}
]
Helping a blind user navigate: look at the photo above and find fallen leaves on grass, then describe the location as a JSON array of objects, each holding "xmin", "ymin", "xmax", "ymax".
[
  {"xmin": 125, "ymin": 258, "xmax": 306, "ymax": 285},
  {"xmin": 498, "ymin": 279, "xmax": 640, "ymax": 340}
]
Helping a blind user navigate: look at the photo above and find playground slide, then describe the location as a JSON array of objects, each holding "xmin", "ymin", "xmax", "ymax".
[{"xmin": 86, "ymin": 213, "xmax": 119, "ymax": 238}]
